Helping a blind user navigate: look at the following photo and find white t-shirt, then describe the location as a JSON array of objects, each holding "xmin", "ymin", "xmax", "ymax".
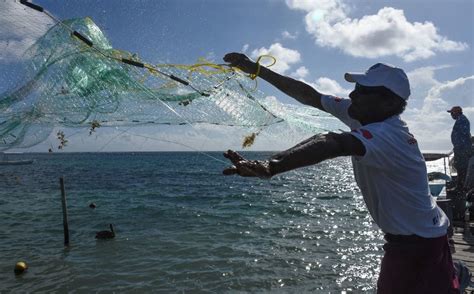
[{"xmin": 321, "ymin": 95, "xmax": 448, "ymax": 238}]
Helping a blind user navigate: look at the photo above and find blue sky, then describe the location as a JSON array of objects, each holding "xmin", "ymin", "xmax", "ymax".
[{"xmin": 1, "ymin": 0, "xmax": 473, "ymax": 152}]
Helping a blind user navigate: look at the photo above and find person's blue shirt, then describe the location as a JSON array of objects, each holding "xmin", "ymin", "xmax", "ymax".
[{"xmin": 451, "ymin": 114, "xmax": 471, "ymax": 152}]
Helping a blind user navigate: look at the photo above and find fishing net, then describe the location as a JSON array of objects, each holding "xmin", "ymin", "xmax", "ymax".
[{"xmin": 0, "ymin": 1, "xmax": 338, "ymax": 150}]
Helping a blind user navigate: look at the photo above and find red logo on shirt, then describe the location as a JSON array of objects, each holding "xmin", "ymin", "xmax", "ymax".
[
  {"xmin": 334, "ymin": 97, "xmax": 342, "ymax": 102},
  {"xmin": 360, "ymin": 129, "xmax": 373, "ymax": 139},
  {"xmin": 407, "ymin": 133, "xmax": 417, "ymax": 145}
]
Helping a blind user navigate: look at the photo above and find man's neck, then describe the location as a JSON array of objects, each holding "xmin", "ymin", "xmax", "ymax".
[{"xmin": 359, "ymin": 114, "xmax": 397, "ymax": 126}]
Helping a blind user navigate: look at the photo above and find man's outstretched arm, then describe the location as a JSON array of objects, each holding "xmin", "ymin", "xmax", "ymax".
[
  {"xmin": 223, "ymin": 132, "xmax": 366, "ymax": 178},
  {"xmin": 224, "ymin": 53, "xmax": 324, "ymax": 111}
]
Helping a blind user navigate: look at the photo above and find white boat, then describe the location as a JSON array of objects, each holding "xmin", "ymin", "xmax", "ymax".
[
  {"xmin": 0, "ymin": 152, "xmax": 34, "ymax": 165},
  {"xmin": 423, "ymin": 151, "xmax": 453, "ymax": 197},
  {"xmin": 0, "ymin": 159, "xmax": 34, "ymax": 165}
]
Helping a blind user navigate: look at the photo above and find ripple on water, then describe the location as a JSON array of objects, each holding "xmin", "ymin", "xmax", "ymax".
[{"xmin": 0, "ymin": 154, "xmax": 383, "ymax": 292}]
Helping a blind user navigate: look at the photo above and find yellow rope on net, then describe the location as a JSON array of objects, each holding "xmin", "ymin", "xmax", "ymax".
[
  {"xmin": 153, "ymin": 58, "xmax": 234, "ymax": 76},
  {"xmin": 149, "ymin": 55, "xmax": 277, "ymax": 90},
  {"xmin": 247, "ymin": 55, "xmax": 277, "ymax": 91}
]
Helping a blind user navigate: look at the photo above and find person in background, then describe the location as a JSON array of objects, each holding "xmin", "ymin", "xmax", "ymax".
[
  {"xmin": 222, "ymin": 53, "xmax": 459, "ymax": 293},
  {"xmin": 448, "ymin": 106, "xmax": 472, "ymax": 190}
]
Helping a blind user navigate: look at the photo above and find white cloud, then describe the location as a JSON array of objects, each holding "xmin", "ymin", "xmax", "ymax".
[
  {"xmin": 250, "ymin": 43, "xmax": 301, "ymax": 74},
  {"xmin": 312, "ymin": 77, "xmax": 352, "ymax": 97},
  {"xmin": 286, "ymin": 0, "xmax": 346, "ymax": 17},
  {"xmin": 285, "ymin": 0, "xmax": 468, "ymax": 62},
  {"xmin": 0, "ymin": 1, "xmax": 54, "ymax": 63},
  {"xmin": 403, "ymin": 70, "xmax": 474, "ymax": 151},
  {"xmin": 423, "ymin": 76, "xmax": 474, "ymax": 113},
  {"xmin": 282, "ymin": 30, "xmax": 298, "ymax": 40},
  {"xmin": 291, "ymin": 76, "xmax": 352, "ymax": 97},
  {"xmin": 406, "ymin": 65, "xmax": 451, "ymax": 109},
  {"xmin": 241, "ymin": 44, "xmax": 249, "ymax": 53},
  {"xmin": 291, "ymin": 66, "xmax": 309, "ymax": 79}
]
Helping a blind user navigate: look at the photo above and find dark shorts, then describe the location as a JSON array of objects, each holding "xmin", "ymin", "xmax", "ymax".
[
  {"xmin": 377, "ymin": 234, "xmax": 459, "ymax": 294},
  {"xmin": 453, "ymin": 152, "xmax": 471, "ymax": 188}
]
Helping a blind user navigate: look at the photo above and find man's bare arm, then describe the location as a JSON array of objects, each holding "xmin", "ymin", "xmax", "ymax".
[
  {"xmin": 268, "ymin": 132, "xmax": 365, "ymax": 175},
  {"xmin": 223, "ymin": 53, "xmax": 324, "ymax": 110},
  {"xmin": 258, "ymin": 67, "xmax": 323, "ymax": 110},
  {"xmin": 223, "ymin": 132, "xmax": 366, "ymax": 178}
]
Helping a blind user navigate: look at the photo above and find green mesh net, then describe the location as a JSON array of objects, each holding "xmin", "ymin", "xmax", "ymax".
[{"xmin": 0, "ymin": 2, "xmax": 338, "ymax": 150}]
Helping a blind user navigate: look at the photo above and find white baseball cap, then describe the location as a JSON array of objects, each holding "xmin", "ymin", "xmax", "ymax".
[{"xmin": 344, "ymin": 63, "xmax": 411, "ymax": 100}]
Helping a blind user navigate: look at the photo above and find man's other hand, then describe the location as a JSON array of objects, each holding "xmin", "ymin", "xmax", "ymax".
[{"xmin": 223, "ymin": 150, "xmax": 272, "ymax": 179}]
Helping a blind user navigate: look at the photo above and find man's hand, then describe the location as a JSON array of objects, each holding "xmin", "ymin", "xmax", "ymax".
[
  {"xmin": 223, "ymin": 150, "xmax": 272, "ymax": 179},
  {"xmin": 223, "ymin": 53, "xmax": 257, "ymax": 75}
]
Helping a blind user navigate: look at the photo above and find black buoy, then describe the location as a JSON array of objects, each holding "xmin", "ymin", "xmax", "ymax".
[
  {"xmin": 89, "ymin": 202, "xmax": 96, "ymax": 209},
  {"xmin": 95, "ymin": 224, "xmax": 115, "ymax": 239}
]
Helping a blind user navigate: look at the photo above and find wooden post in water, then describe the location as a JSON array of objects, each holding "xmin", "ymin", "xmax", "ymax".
[{"xmin": 59, "ymin": 177, "xmax": 70, "ymax": 246}]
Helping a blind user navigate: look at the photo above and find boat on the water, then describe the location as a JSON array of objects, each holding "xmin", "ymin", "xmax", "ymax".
[
  {"xmin": 0, "ymin": 152, "xmax": 34, "ymax": 165},
  {"xmin": 423, "ymin": 151, "xmax": 452, "ymax": 197},
  {"xmin": 0, "ymin": 159, "xmax": 34, "ymax": 165}
]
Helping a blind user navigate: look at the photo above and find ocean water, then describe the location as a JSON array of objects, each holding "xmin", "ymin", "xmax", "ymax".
[{"xmin": 0, "ymin": 152, "xmax": 384, "ymax": 293}]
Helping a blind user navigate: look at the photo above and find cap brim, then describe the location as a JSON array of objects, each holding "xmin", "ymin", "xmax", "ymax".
[
  {"xmin": 344, "ymin": 72, "xmax": 370, "ymax": 86},
  {"xmin": 344, "ymin": 72, "xmax": 364, "ymax": 83}
]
